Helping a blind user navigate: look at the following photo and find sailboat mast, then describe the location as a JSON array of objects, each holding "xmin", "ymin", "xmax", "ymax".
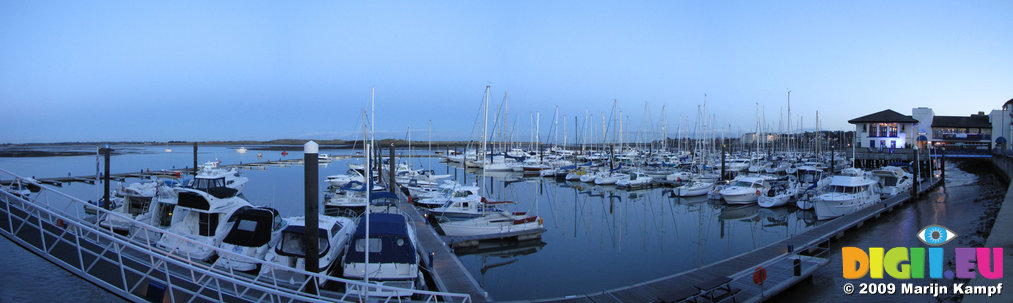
[{"xmin": 482, "ymin": 85, "xmax": 490, "ymax": 164}]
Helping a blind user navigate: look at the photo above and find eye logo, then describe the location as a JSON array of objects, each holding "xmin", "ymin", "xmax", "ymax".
[{"xmin": 917, "ymin": 225, "xmax": 957, "ymax": 246}]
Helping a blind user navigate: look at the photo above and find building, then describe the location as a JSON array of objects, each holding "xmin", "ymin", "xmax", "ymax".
[
  {"xmin": 850, "ymin": 108, "xmax": 997, "ymax": 151},
  {"xmin": 848, "ymin": 109, "xmax": 918, "ymax": 149},
  {"xmin": 991, "ymin": 98, "xmax": 1013, "ymax": 151}
]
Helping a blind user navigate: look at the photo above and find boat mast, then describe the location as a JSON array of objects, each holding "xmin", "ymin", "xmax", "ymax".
[{"xmin": 482, "ymin": 85, "xmax": 490, "ymax": 165}]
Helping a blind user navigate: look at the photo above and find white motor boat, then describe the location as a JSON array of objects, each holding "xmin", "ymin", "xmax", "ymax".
[
  {"xmin": 727, "ymin": 159, "xmax": 751, "ymax": 172},
  {"xmin": 870, "ymin": 166, "xmax": 913, "ymax": 198},
  {"xmin": 342, "ymin": 212, "xmax": 425, "ymax": 297},
  {"xmin": 439, "ymin": 211, "xmax": 544, "ymax": 238},
  {"xmin": 156, "ymin": 188, "xmax": 252, "ymax": 262},
  {"xmin": 426, "ymin": 187, "xmax": 508, "ymax": 219},
  {"xmin": 565, "ymin": 167, "xmax": 588, "ymax": 181},
  {"xmin": 100, "ymin": 179, "xmax": 161, "ymax": 233},
  {"xmin": 719, "ymin": 176, "xmax": 767, "ymax": 204},
  {"xmin": 191, "ymin": 161, "xmax": 248, "ymax": 194},
  {"xmin": 213, "ymin": 207, "xmax": 287, "ymax": 272},
  {"xmin": 594, "ymin": 173, "xmax": 628, "ymax": 185},
  {"xmin": 758, "ymin": 179, "xmax": 800, "ymax": 208},
  {"xmin": 674, "ymin": 181, "xmax": 714, "ymax": 197},
  {"xmin": 326, "ymin": 170, "xmax": 365, "ymax": 188},
  {"xmin": 237, "ymin": 146, "xmax": 248, "ymax": 154},
  {"xmin": 813, "ymin": 168, "xmax": 881, "ymax": 220},
  {"xmin": 616, "ymin": 172, "xmax": 653, "ymax": 189},
  {"xmin": 258, "ymin": 215, "xmax": 355, "ymax": 286}
]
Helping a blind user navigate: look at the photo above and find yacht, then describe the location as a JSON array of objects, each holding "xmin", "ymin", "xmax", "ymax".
[
  {"xmin": 100, "ymin": 179, "xmax": 161, "ymax": 234},
  {"xmin": 439, "ymin": 211, "xmax": 544, "ymax": 238},
  {"xmin": 213, "ymin": 207, "xmax": 287, "ymax": 272},
  {"xmin": 237, "ymin": 147, "xmax": 248, "ymax": 154},
  {"xmin": 757, "ymin": 178, "xmax": 800, "ymax": 208},
  {"xmin": 616, "ymin": 171, "xmax": 653, "ymax": 189},
  {"xmin": 342, "ymin": 212, "xmax": 424, "ymax": 297},
  {"xmin": 257, "ymin": 215, "xmax": 355, "ymax": 286},
  {"xmin": 673, "ymin": 180, "xmax": 714, "ymax": 197},
  {"xmin": 156, "ymin": 188, "xmax": 252, "ymax": 261},
  {"xmin": 190, "ymin": 161, "xmax": 248, "ymax": 194},
  {"xmin": 813, "ymin": 168, "xmax": 881, "ymax": 220},
  {"xmin": 425, "ymin": 186, "xmax": 507, "ymax": 219},
  {"xmin": 870, "ymin": 166, "xmax": 913, "ymax": 198},
  {"xmin": 326, "ymin": 170, "xmax": 365, "ymax": 188},
  {"xmin": 719, "ymin": 176, "xmax": 767, "ymax": 204}
]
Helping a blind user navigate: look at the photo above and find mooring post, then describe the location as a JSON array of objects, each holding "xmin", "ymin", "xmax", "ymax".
[
  {"xmin": 830, "ymin": 147, "xmax": 835, "ymax": 175},
  {"xmin": 192, "ymin": 142, "xmax": 198, "ymax": 175},
  {"xmin": 941, "ymin": 148, "xmax": 945, "ymax": 180},
  {"xmin": 389, "ymin": 143, "xmax": 396, "ymax": 193},
  {"xmin": 303, "ymin": 141, "xmax": 320, "ymax": 290},
  {"xmin": 912, "ymin": 147, "xmax": 919, "ymax": 196},
  {"xmin": 100, "ymin": 145, "xmax": 113, "ymax": 210}
]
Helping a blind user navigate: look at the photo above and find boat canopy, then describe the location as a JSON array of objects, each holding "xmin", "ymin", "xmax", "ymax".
[
  {"xmin": 344, "ymin": 213, "xmax": 416, "ymax": 264},
  {"xmin": 222, "ymin": 207, "xmax": 276, "ymax": 247},
  {"xmin": 369, "ymin": 191, "xmax": 400, "ymax": 207},
  {"xmin": 177, "ymin": 191, "xmax": 210, "ymax": 211}
]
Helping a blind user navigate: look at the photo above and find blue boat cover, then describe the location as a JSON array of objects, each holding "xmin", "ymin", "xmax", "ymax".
[
  {"xmin": 341, "ymin": 181, "xmax": 366, "ymax": 191},
  {"xmin": 344, "ymin": 213, "xmax": 416, "ymax": 264}
]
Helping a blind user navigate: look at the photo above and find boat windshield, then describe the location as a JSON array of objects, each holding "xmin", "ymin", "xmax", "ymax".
[
  {"xmin": 882, "ymin": 177, "xmax": 899, "ymax": 187},
  {"xmin": 277, "ymin": 231, "xmax": 329, "ymax": 258},
  {"xmin": 827, "ymin": 185, "xmax": 866, "ymax": 194},
  {"xmin": 733, "ymin": 181, "xmax": 755, "ymax": 187},
  {"xmin": 453, "ymin": 191, "xmax": 471, "ymax": 198}
]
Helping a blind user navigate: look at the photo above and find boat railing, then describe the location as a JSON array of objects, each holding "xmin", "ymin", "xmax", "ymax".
[{"xmin": 0, "ymin": 168, "xmax": 471, "ymax": 303}]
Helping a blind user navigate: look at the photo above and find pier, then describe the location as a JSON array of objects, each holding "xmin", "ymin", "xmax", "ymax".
[{"xmin": 542, "ymin": 176, "xmax": 944, "ymax": 303}]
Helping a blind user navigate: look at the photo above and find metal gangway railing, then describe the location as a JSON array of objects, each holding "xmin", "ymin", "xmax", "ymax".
[{"xmin": 0, "ymin": 168, "xmax": 471, "ymax": 303}]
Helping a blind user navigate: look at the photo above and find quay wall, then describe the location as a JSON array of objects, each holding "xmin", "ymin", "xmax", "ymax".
[{"xmin": 963, "ymin": 154, "xmax": 1013, "ymax": 303}]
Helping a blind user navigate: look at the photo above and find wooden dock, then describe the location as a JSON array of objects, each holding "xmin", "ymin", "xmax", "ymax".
[
  {"xmin": 2, "ymin": 158, "xmax": 307, "ymax": 187},
  {"xmin": 379, "ymin": 166, "xmax": 492, "ymax": 302},
  {"xmin": 540, "ymin": 176, "xmax": 944, "ymax": 303}
]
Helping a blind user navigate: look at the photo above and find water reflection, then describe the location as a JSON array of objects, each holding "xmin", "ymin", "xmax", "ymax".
[{"xmin": 0, "ymin": 146, "xmax": 830, "ymax": 300}]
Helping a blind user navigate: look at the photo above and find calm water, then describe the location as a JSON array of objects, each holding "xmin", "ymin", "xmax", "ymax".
[{"xmin": 0, "ymin": 144, "xmax": 1003, "ymax": 301}]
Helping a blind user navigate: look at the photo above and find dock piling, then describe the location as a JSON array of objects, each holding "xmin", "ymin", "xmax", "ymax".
[
  {"xmin": 192, "ymin": 143, "xmax": 198, "ymax": 175},
  {"xmin": 303, "ymin": 141, "xmax": 320, "ymax": 288},
  {"xmin": 100, "ymin": 145, "xmax": 112, "ymax": 210}
]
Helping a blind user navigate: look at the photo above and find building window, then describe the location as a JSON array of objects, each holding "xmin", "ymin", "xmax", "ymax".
[{"xmin": 870, "ymin": 140, "xmax": 875, "ymax": 148}]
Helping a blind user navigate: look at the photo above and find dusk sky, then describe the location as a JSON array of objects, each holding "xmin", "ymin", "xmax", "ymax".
[{"xmin": 2, "ymin": 1, "xmax": 1011, "ymax": 143}]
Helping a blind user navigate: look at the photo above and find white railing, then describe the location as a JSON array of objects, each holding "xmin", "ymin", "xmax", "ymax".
[{"xmin": 0, "ymin": 168, "xmax": 471, "ymax": 303}]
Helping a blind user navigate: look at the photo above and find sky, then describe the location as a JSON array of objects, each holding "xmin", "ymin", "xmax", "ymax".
[{"xmin": 1, "ymin": 1, "xmax": 1011, "ymax": 143}]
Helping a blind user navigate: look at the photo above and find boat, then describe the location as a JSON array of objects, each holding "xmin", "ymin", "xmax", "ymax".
[
  {"xmin": 237, "ymin": 146, "xmax": 248, "ymax": 154},
  {"xmin": 719, "ymin": 176, "xmax": 767, "ymax": 204},
  {"xmin": 425, "ymin": 187, "xmax": 508, "ymax": 219},
  {"xmin": 813, "ymin": 168, "xmax": 881, "ymax": 220},
  {"xmin": 673, "ymin": 180, "xmax": 714, "ymax": 197},
  {"xmin": 213, "ymin": 206, "xmax": 287, "ymax": 272},
  {"xmin": 594, "ymin": 172, "xmax": 628, "ymax": 185},
  {"xmin": 616, "ymin": 171, "xmax": 653, "ymax": 189},
  {"xmin": 870, "ymin": 166, "xmax": 913, "ymax": 198},
  {"xmin": 156, "ymin": 188, "xmax": 253, "ymax": 261},
  {"xmin": 99, "ymin": 179, "xmax": 162, "ymax": 233},
  {"xmin": 438, "ymin": 211, "xmax": 544, "ymax": 238},
  {"xmin": 326, "ymin": 170, "xmax": 365, "ymax": 188},
  {"xmin": 342, "ymin": 212, "xmax": 425, "ymax": 297},
  {"xmin": 757, "ymin": 178, "xmax": 800, "ymax": 208},
  {"xmin": 190, "ymin": 161, "xmax": 248, "ymax": 194},
  {"xmin": 257, "ymin": 215, "xmax": 356, "ymax": 286},
  {"xmin": 565, "ymin": 166, "xmax": 588, "ymax": 181}
]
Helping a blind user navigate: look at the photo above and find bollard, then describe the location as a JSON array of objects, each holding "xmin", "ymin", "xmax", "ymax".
[
  {"xmin": 192, "ymin": 142, "xmax": 198, "ymax": 175},
  {"xmin": 303, "ymin": 141, "xmax": 320, "ymax": 289},
  {"xmin": 100, "ymin": 145, "xmax": 113, "ymax": 210},
  {"xmin": 794, "ymin": 258, "xmax": 801, "ymax": 276}
]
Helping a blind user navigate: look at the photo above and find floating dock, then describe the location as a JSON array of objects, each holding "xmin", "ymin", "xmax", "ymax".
[{"xmin": 541, "ymin": 176, "xmax": 944, "ymax": 303}]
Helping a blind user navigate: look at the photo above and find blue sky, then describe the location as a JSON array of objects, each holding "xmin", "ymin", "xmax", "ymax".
[{"xmin": 2, "ymin": 1, "xmax": 1011, "ymax": 143}]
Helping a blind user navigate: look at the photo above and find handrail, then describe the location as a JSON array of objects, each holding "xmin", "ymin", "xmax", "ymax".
[{"xmin": 0, "ymin": 167, "xmax": 471, "ymax": 302}]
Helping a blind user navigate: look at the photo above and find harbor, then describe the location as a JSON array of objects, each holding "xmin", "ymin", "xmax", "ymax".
[
  {"xmin": 4, "ymin": 2, "xmax": 1013, "ymax": 302},
  {"xmin": 1, "ymin": 131, "xmax": 1006, "ymax": 302}
]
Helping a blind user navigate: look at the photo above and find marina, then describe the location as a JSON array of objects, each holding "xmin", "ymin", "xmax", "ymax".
[
  {"xmin": 0, "ymin": 134, "xmax": 991, "ymax": 302},
  {"xmin": 3, "ymin": 2, "xmax": 1012, "ymax": 302}
]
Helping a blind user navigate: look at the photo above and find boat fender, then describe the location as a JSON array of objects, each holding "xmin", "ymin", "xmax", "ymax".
[
  {"xmin": 755, "ymin": 189, "xmax": 761, "ymax": 196},
  {"xmin": 56, "ymin": 218, "xmax": 66, "ymax": 229}
]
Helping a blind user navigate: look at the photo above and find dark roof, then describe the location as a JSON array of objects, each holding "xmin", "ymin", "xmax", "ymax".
[
  {"xmin": 931, "ymin": 115, "xmax": 991, "ymax": 128},
  {"xmin": 353, "ymin": 213, "xmax": 409, "ymax": 236},
  {"xmin": 848, "ymin": 109, "xmax": 918, "ymax": 123}
]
